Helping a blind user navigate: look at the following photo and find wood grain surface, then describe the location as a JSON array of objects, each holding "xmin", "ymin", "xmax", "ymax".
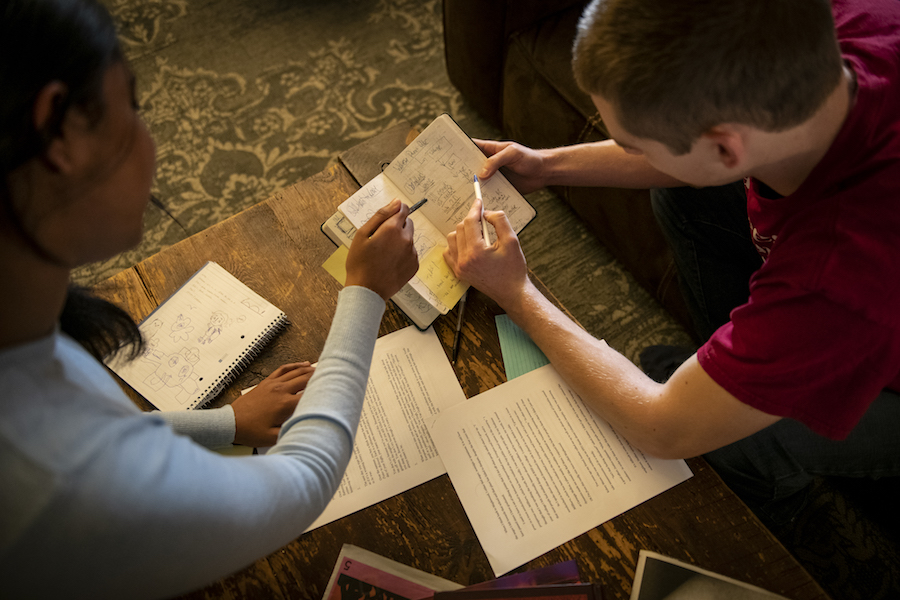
[{"xmin": 92, "ymin": 123, "xmax": 829, "ymax": 599}]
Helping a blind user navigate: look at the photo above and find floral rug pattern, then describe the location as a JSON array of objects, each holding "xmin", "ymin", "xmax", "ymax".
[{"xmin": 78, "ymin": 0, "xmax": 476, "ymax": 284}]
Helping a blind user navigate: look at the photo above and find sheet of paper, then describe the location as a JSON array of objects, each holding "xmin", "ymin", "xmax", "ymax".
[
  {"xmin": 338, "ymin": 170, "xmax": 408, "ymax": 225},
  {"xmin": 495, "ymin": 314, "xmax": 550, "ymax": 380},
  {"xmin": 418, "ymin": 245, "xmax": 468, "ymax": 309},
  {"xmin": 340, "ymin": 172, "xmax": 455, "ymax": 313},
  {"xmin": 305, "ymin": 326, "xmax": 467, "ymax": 531},
  {"xmin": 389, "ymin": 283, "xmax": 443, "ymax": 330},
  {"xmin": 430, "ymin": 364, "xmax": 693, "ymax": 575}
]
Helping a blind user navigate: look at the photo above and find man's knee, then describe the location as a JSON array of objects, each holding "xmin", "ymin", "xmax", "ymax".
[{"xmin": 704, "ymin": 425, "xmax": 816, "ymax": 526}]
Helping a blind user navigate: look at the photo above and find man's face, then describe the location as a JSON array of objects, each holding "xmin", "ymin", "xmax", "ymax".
[{"xmin": 591, "ymin": 94, "xmax": 742, "ymax": 188}]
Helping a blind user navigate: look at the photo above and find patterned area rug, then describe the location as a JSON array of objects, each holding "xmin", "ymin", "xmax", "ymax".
[
  {"xmin": 77, "ymin": 0, "xmax": 482, "ymax": 284},
  {"xmin": 77, "ymin": 1, "xmax": 899, "ymax": 598}
]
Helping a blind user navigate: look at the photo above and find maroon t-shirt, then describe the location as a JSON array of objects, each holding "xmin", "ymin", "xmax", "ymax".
[{"xmin": 698, "ymin": 0, "xmax": 900, "ymax": 440}]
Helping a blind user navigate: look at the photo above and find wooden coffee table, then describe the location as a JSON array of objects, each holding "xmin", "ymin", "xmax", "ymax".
[{"xmin": 94, "ymin": 123, "xmax": 829, "ymax": 600}]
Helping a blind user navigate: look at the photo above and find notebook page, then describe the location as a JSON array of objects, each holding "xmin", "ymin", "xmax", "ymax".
[
  {"xmin": 107, "ymin": 262, "xmax": 287, "ymax": 411},
  {"xmin": 383, "ymin": 114, "xmax": 535, "ymax": 237}
]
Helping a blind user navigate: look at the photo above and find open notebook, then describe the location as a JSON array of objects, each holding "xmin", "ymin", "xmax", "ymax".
[
  {"xmin": 323, "ymin": 113, "xmax": 536, "ymax": 329},
  {"xmin": 106, "ymin": 262, "xmax": 288, "ymax": 410}
]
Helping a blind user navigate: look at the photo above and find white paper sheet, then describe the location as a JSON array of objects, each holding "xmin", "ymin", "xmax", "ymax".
[
  {"xmin": 305, "ymin": 326, "xmax": 467, "ymax": 531},
  {"xmin": 430, "ymin": 364, "xmax": 694, "ymax": 575}
]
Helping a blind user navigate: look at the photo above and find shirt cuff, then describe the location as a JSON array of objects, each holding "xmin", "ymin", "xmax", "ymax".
[{"xmin": 157, "ymin": 404, "xmax": 236, "ymax": 449}]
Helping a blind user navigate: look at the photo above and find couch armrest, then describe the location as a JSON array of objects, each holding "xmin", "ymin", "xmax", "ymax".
[{"xmin": 443, "ymin": 0, "xmax": 588, "ymax": 126}]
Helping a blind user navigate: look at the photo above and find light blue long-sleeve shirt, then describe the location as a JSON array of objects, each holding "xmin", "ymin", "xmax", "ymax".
[{"xmin": 0, "ymin": 286, "xmax": 385, "ymax": 599}]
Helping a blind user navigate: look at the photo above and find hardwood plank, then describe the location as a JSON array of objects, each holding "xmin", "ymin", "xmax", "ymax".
[{"xmin": 92, "ymin": 266, "xmax": 158, "ymax": 322}]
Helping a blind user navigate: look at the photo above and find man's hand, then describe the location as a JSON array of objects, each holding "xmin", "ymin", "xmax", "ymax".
[
  {"xmin": 231, "ymin": 362, "xmax": 315, "ymax": 447},
  {"xmin": 476, "ymin": 139, "xmax": 548, "ymax": 194},
  {"xmin": 444, "ymin": 197, "xmax": 529, "ymax": 309},
  {"xmin": 346, "ymin": 198, "xmax": 419, "ymax": 300}
]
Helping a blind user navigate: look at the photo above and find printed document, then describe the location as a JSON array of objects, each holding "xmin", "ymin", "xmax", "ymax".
[
  {"xmin": 305, "ymin": 326, "xmax": 467, "ymax": 531},
  {"xmin": 430, "ymin": 364, "xmax": 693, "ymax": 575}
]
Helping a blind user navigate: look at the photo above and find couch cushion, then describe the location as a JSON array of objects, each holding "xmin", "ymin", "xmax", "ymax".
[
  {"xmin": 502, "ymin": 3, "xmax": 596, "ymax": 149},
  {"xmin": 443, "ymin": 0, "xmax": 589, "ymax": 127},
  {"xmin": 512, "ymin": 4, "xmax": 595, "ymax": 123}
]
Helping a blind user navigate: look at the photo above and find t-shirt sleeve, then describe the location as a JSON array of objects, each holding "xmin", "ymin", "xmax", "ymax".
[{"xmin": 698, "ymin": 287, "xmax": 900, "ymax": 439}]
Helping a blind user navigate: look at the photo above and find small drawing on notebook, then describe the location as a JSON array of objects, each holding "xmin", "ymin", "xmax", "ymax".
[
  {"xmin": 142, "ymin": 347, "xmax": 201, "ymax": 404},
  {"xmin": 169, "ymin": 314, "xmax": 193, "ymax": 342},
  {"xmin": 198, "ymin": 310, "xmax": 231, "ymax": 345},
  {"xmin": 241, "ymin": 298, "xmax": 267, "ymax": 315}
]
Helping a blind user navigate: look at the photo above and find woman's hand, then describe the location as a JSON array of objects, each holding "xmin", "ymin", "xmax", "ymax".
[
  {"xmin": 345, "ymin": 198, "xmax": 419, "ymax": 300},
  {"xmin": 475, "ymin": 139, "xmax": 549, "ymax": 195},
  {"xmin": 231, "ymin": 362, "xmax": 315, "ymax": 447}
]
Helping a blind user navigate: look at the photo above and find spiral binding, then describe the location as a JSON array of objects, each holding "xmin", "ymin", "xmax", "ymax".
[{"xmin": 191, "ymin": 313, "xmax": 290, "ymax": 409}]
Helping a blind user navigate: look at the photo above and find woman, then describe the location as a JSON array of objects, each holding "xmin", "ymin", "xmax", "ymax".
[{"xmin": 0, "ymin": 0, "xmax": 418, "ymax": 597}]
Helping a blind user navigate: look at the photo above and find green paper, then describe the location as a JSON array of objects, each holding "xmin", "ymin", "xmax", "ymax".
[{"xmin": 495, "ymin": 314, "xmax": 550, "ymax": 380}]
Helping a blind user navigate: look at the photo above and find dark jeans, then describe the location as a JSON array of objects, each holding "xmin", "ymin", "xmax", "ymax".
[{"xmin": 651, "ymin": 184, "xmax": 900, "ymax": 526}]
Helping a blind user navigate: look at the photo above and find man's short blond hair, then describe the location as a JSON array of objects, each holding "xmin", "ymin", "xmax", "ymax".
[{"xmin": 573, "ymin": 0, "xmax": 844, "ymax": 154}]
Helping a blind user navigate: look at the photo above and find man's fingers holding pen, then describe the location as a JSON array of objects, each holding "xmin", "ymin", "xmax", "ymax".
[
  {"xmin": 484, "ymin": 209, "xmax": 514, "ymax": 243},
  {"xmin": 444, "ymin": 206, "xmax": 528, "ymax": 309}
]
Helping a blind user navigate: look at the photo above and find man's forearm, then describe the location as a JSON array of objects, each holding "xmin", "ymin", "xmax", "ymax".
[
  {"xmin": 501, "ymin": 279, "xmax": 781, "ymax": 459},
  {"xmin": 541, "ymin": 140, "xmax": 683, "ymax": 189},
  {"xmin": 504, "ymin": 279, "xmax": 666, "ymax": 453}
]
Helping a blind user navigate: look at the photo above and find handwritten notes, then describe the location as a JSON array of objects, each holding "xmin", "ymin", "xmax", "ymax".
[
  {"xmin": 336, "ymin": 114, "xmax": 535, "ymax": 316},
  {"xmin": 383, "ymin": 121, "xmax": 534, "ymax": 236},
  {"xmin": 418, "ymin": 246, "xmax": 468, "ymax": 309},
  {"xmin": 340, "ymin": 173, "xmax": 406, "ymax": 225}
]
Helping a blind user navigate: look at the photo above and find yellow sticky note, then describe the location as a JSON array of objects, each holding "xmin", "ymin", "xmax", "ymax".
[
  {"xmin": 418, "ymin": 245, "xmax": 468, "ymax": 308},
  {"xmin": 322, "ymin": 245, "xmax": 349, "ymax": 285}
]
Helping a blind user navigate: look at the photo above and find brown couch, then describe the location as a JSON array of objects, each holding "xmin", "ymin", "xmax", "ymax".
[{"xmin": 443, "ymin": 0, "xmax": 693, "ymax": 334}]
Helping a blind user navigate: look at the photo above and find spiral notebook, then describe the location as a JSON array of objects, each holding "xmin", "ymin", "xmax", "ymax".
[{"xmin": 106, "ymin": 261, "xmax": 289, "ymax": 411}]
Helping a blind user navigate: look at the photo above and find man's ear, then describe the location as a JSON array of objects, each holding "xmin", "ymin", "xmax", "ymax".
[
  {"xmin": 32, "ymin": 81, "xmax": 81, "ymax": 175},
  {"xmin": 702, "ymin": 125, "xmax": 746, "ymax": 170}
]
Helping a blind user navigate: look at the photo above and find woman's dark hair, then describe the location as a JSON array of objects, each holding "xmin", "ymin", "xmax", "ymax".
[
  {"xmin": 1, "ymin": 0, "xmax": 143, "ymax": 360},
  {"xmin": 61, "ymin": 285, "xmax": 144, "ymax": 360}
]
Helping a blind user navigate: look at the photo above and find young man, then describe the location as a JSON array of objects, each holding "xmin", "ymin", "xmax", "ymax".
[{"xmin": 444, "ymin": 0, "xmax": 900, "ymax": 526}]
